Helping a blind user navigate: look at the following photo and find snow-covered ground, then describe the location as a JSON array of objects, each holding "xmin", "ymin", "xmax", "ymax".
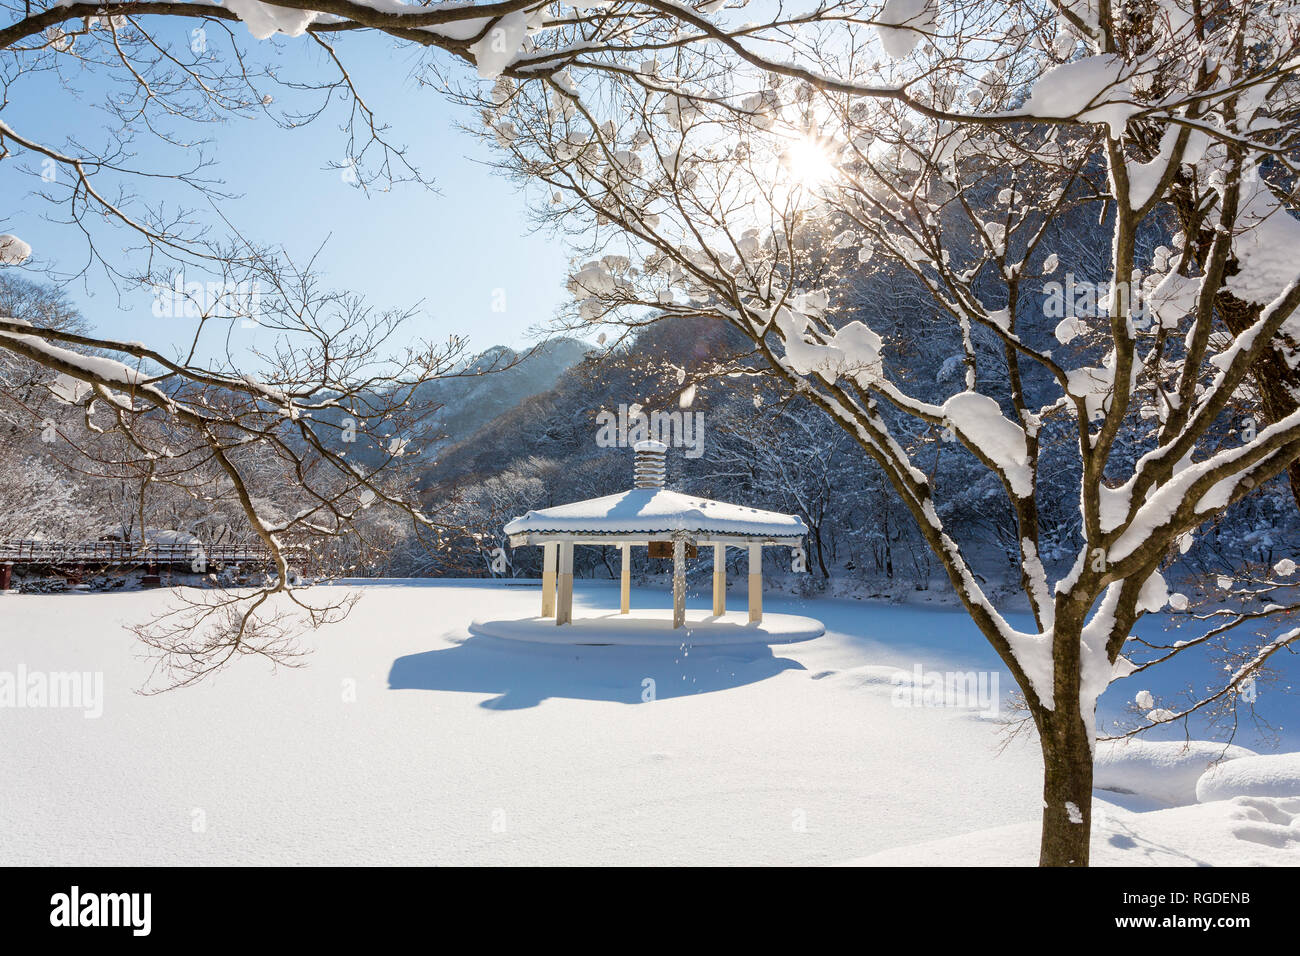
[
  {"xmin": 847, "ymin": 795, "xmax": 1300, "ymax": 866},
  {"xmin": 0, "ymin": 579, "xmax": 1296, "ymax": 865}
]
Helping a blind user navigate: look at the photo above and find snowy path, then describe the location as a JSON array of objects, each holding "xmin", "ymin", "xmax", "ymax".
[{"xmin": 0, "ymin": 581, "xmax": 1294, "ymax": 865}]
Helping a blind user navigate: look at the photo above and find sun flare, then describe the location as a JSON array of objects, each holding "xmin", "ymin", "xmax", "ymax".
[{"xmin": 780, "ymin": 134, "xmax": 838, "ymax": 190}]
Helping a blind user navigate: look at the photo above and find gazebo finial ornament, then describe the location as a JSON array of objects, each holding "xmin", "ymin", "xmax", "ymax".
[{"xmin": 503, "ymin": 442, "xmax": 809, "ymax": 631}]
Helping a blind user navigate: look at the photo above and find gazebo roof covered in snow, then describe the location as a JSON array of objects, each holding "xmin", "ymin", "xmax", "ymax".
[
  {"xmin": 501, "ymin": 440, "xmax": 813, "ymax": 632},
  {"xmin": 504, "ymin": 487, "xmax": 807, "ymax": 542}
]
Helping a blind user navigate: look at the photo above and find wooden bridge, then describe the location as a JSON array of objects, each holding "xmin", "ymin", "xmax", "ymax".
[
  {"xmin": 0, "ymin": 539, "xmax": 275, "ymax": 565},
  {"xmin": 0, "ymin": 539, "xmax": 280, "ymax": 589}
]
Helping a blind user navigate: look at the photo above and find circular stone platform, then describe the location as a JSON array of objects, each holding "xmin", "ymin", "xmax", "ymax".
[{"xmin": 470, "ymin": 609, "xmax": 824, "ymax": 646}]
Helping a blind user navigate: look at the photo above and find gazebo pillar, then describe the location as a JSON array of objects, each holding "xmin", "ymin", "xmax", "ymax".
[
  {"xmin": 672, "ymin": 538, "xmax": 686, "ymax": 629},
  {"xmin": 619, "ymin": 543, "xmax": 630, "ymax": 614},
  {"xmin": 712, "ymin": 544, "xmax": 726, "ymax": 616},
  {"xmin": 556, "ymin": 541, "xmax": 574, "ymax": 625},
  {"xmin": 540, "ymin": 543, "xmax": 557, "ymax": 618},
  {"xmin": 747, "ymin": 543, "xmax": 763, "ymax": 623}
]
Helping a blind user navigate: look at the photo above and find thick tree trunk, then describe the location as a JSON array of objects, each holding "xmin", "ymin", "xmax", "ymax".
[{"xmin": 1038, "ymin": 711, "xmax": 1094, "ymax": 866}]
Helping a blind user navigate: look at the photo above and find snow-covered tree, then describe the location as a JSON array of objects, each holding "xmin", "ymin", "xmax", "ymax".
[
  {"xmin": 704, "ymin": 395, "xmax": 859, "ymax": 579},
  {"xmin": 0, "ymin": 255, "xmax": 467, "ymax": 688},
  {"xmin": 473, "ymin": 1, "xmax": 1300, "ymax": 865}
]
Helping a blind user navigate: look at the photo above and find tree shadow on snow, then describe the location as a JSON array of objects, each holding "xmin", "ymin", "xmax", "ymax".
[{"xmin": 387, "ymin": 635, "xmax": 804, "ymax": 709}]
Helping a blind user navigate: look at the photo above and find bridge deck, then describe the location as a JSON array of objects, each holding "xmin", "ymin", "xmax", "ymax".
[{"xmin": 0, "ymin": 540, "xmax": 278, "ymax": 565}]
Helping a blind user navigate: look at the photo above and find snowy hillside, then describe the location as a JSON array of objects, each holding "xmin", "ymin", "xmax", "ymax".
[
  {"xmin": 415, "ymin": 338, "xmax": 591, "ymax": 459},
  {"xmin": 1, "ymin": 581, "xmax": 1294, "ymax": 866}
]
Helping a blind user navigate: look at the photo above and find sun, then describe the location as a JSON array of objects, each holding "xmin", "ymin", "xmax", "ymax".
[{"xmin": 780, "ymin": 134, "xmax": 838, "ymax": 190}]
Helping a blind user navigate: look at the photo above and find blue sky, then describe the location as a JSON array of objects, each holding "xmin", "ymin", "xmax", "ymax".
[{"xmin": 1, "ymin": 29, "xmax": 571, "ymax": 359}]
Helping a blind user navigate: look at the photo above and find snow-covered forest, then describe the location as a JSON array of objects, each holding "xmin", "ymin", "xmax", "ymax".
[
  {"xmin": 10, "ymin": 273, "xmax": 1293, "ymax": 591},
  {"xmin": 3, "ymin": 0, "xmax": 1300, "ymax": 873}
]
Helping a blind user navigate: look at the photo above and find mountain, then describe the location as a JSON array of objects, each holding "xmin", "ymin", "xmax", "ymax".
[
  {"xmin": 318, "ymin": 337, "xmax": 591, "ymax": 473},
  {"xmin": 414, "ymin": 338, "xmax": 592, "ymax": 448},
  {"xmin": 419, "ymin": 315, "xmax": 740, "ymax": 490}
]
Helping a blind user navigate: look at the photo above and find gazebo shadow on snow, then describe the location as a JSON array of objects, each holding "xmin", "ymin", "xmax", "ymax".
[{"xmin": 387, "ymin": 634, "xmax": 805, "ymax": 710}]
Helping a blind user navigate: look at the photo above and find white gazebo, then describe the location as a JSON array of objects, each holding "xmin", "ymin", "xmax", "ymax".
[{"xmin": 502, "ymin": 440, "xmax": 810, "ymax": 631}]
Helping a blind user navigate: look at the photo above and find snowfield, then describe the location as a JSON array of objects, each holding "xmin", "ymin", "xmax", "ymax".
[
  {"xmin": 846, "ymin": 795, "xmax": 1300, "ymax": 866},
  {"xmin": 0, "ymin": 580, "xmax": 1296, "ymax": 866}
]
